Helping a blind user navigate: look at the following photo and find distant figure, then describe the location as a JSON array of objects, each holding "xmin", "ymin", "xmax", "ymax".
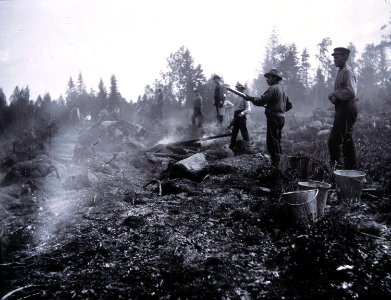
[
  {"xmin": 192, "ymin": 87, "xmax": 203, "ymax": 128},
  {"xmin": 213, "ymin": 75, "xmax": 226, "ymax": 124},
  {"xmin": 110, "ymin": 106, "xmax": 120, "ymax": 121},
  {"xmin": 155, "ymin": 88, "xmax": 164, "ymax": 120},
  {"xmin": 229, "ymin": 82, "xmax": 251, "ymax": 152},
  {"xmin": 97, "ymin": 106, "xmax": 109, "ymax": 124},
  {"xmin": 328, "ymin": 47, "xmax": 358, "ymax": 170},
  {"xmin": 69, "ymin": 105, "xmax": 81, "ymax": 123},
  {"xmin": 244, "ymin": 69, "xmax": 293, "ymax": 169}
]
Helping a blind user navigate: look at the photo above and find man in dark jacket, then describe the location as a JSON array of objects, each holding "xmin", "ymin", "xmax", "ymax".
[
  {"xmin": 244, "ymin": 69, "xmax": 292, "ymax": 168},
  {"xmin": 192, "ymin": 87, "xmax": 203, "ymax": 127},
  {"xmin": 213, "ymin": 75, "xmax": 226, "ymax": 124},
  {"xmin": 328, "ymin": 47, "xmax": 358, "ymax": 170}
]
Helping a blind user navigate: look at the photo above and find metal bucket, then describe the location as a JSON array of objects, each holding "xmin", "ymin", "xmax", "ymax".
[
  {"xmin": 282, "ymin": 189, "xmax": 318, "ymax": 223},
  {"xmin": 289, "ymin": 156, "xmax": 310, "ymax": 179},
  {"xmin": 298, "ymin": 181, "xmax": 332, "ymax": 218},
  {"xmin": 217, "ymin": 107, "xmax": 225, "ymax": 116},
  {"xmin": 333, "ymin": 170, "xmax": 366, "ymax": 203}
]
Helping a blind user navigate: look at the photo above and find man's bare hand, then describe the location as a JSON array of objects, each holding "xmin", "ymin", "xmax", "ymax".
[{"xmin": 330, "ymin": 96, "xmax": 337, "ymax": 104}]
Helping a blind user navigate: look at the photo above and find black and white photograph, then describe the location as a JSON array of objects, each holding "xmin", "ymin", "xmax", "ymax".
[{"xmin": 0, "ymin": 0, "xmax": 390, "ymax": 299}]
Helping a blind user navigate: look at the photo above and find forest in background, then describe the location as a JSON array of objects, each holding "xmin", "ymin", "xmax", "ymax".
[{"xmin": 0, "ymin": 12, "xmax": 390, "ymax": 136}]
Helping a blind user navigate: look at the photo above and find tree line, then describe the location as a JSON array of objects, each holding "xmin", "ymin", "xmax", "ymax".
[{"xmin": 1, "ymin": 13, "xmax": 390, "ymax": 135}]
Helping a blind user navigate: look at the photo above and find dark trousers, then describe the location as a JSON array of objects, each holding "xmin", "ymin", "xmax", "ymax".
[
  {"xmin": 328, "ymin": 106, "xmax": 357, "ymax": 169},
  {"xmin": 230, "ymin": 111, "xmax": 249, "ymax": 148},
  {"xmin": 267, "ymin": 115, "xmax": 285, "ymax": 167},
  {"xmin": 215, "ymin": 106, "xmax": 224, "ymax": 124},
  {"xmin": 192, "ymin": 107, "xmax": 203, "ymax": 127}
]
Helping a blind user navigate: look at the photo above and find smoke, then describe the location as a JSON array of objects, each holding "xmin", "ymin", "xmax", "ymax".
[{"xmin": 32, "ymin": 125, "xmax": 90, "ymax": 253}]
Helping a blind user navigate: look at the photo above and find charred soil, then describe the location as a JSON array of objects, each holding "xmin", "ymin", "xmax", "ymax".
[{"xmin": 0, "ymin": 118, "xmax": 390, "ymax": 299}]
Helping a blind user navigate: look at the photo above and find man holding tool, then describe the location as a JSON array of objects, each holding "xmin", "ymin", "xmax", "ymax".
[{"xmin": 243, "ymin": 69, "xmax": 293, "ymax": 169}]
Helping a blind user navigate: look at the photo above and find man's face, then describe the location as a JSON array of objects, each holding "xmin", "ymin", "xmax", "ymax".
[
  {"xmin": 266, "ymin": 76, "xmax": 278, "ymax": 86},
  {"xmin": 333, "ymin": 54, "xmax": 348, "ymax": 68}
]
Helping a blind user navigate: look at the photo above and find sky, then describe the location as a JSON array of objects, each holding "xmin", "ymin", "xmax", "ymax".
[{"xmin": 0, "ymin": 0, "xmax": 390, "ymax": 102}]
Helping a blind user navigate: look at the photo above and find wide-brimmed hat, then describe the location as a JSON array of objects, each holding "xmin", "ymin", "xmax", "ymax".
[
  {"xmin": 264, "ymin": 69, "xmax": 283, "ymax": 81},
  {"xmin": 235, "ymin": 82, "xmax": 246, "ymax": 91},
  {"xmin": 212, "ymin": 74, "xmax": 221, "ymax": 80},
  {"xmin": 332, "ymin": 47, "xmax": 350, "ymax": 56}
]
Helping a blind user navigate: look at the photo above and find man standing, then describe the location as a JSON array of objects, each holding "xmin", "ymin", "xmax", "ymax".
[
  {"xmin": 244, "ymin": 69, "xmax": 292, "ymax": 168},
  {"xmin": 328, "ymin": 47, "xmax": 358, "ymax": 170},
  {"xmin": 229, "ymin": 82, "xmax": 251, "ymax": 152},
  {"xmin": 192, "ymin": 87, "xmax": 203, "ymax": 128},
  {"xmin": 213, "ymin": 75, "xmax": 226, "ymax": 124},
  {"xmin": 155, "ymin": 88, "xmax": 164, "ymax": 120}
]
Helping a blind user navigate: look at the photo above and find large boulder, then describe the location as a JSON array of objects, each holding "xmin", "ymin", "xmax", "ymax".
[
  {"xmin": 63, "ymin": 172, "xmax": 98, "ymax": 190},
  {"xmin": 0, "ymin": 158, "xmax": 59, "ymax": 187},
  {"xmin": 169, "ymin": 153, "xmax": 208, "ymax": 182}
]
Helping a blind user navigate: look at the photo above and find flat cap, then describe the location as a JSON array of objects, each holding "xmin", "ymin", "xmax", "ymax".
[{"xmin": 332, "ymin": 47, "xmax": 350, "ymax": 56}]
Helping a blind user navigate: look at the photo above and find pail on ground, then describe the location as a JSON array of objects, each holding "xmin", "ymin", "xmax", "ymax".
[
  {"xmin": 289, "ymin": 156, "xmax": 310, "ymax": 179},
  {"xmin": 298, "ymin": 181, "xmax": 332, "ymax": 218},
  {"xmin": 333, "ymin": 170, "xmax": 366, "ymax": 203},
  {"xmin": 282, "ymin": 189, "xmax": 318, "ymax": 223}
]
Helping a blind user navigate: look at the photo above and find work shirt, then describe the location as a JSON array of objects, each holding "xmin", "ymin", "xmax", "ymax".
[
  {"xmin": 333, "ymin": 66, "xmax": 357, "ymax": 101},
  {"xmin": 233, "ymin": 95, "xmax": 251, "ymax": 115},
  {"xmin": 251, "ymin": 83, "xmax": 292, "ymax": 117},
  {"xmin": 330, "ymin": 65, "xmax": 358, "ymax": 112},
  {"xmin": 194, "ymin": 95, "xmax": 203, "ymax": 110}
]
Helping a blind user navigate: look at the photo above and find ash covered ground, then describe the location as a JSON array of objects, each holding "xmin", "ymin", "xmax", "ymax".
[{"xmin": 0, "ymin": 113, "xmax": 390, "ymax": 299}]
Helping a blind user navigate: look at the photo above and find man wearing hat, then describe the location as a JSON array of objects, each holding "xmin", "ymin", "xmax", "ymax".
[
  {"xmin": 213, "ymin": 75, "xmax": 226, "ymax": 124},
  {"xmin": 328, "ymin": 47, "xmax": 358, "ymax": 169},
  {"xmin": 244, "ymin": 69, "xmax": 292, "ymax": 168},
  {"xmin": 229, "ymin": 82, "xmax": 251, "ymax": 152},
  {"xmin": 192, "ymin": 87, "xmax": 203, "ymax": 128}
]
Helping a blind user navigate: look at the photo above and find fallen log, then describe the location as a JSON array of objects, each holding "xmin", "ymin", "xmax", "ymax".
[
  {"xmin": 152, "ymin": 153, "xmax": 188, "ymax": 160},
  {"xmin": 171, "ymin": 133, "xmax": 231, "ymax": 146}
]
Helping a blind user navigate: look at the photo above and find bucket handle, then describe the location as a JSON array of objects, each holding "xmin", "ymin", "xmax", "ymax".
[
  {"xmin": 350, "ymin": 177, "xmax": 367, "ymax": 184},
  {"xmin": 283, "ymin": 189, "xmax": 318, "ymax": 206}
]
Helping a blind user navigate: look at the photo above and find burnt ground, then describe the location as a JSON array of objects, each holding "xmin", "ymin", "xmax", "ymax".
[{"xmin": 0, "ymin": 117, "xmax": 390, "ymax": 299}]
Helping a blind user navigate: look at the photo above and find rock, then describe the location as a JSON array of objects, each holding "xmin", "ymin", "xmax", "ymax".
[
  {"xmin": 73, "ymin": 144, "xmax": 96, "ymax": 163},
  {"xmin": 309, "ymin": 120, "xmax": 323, "ymax": 129},
  {"xmin": 122, "ymin": 215, "xmax": 146, "ymax": 229},
  {"xmin": 169, "ymin": 153, "xmax": 208, "ymax": 182},
  {"xmin": 0, "ymin": 181, "xmax": 36, "ymax": 198},
  {"xmin": 204, "ymin": 145, "xmax": 234, "ymax": 160},
  {"xmin": 77, "ymin": 121, "xmax": 148, "ymax": 154},
  {"xmin": 162, "ymin": 178, "xmax": 199, "ymax": 195},
  {"xmin": 317, "ymin": 129, "xmax": 331, "ymax": 137},
  {"xmin": 209, "ymin": 153, "xmax": 270, "ymax": 176},
  {"xmin": 0, "ymin": 158, "xmax": 59, "ymax": 187},
  {"xmin": 63, "ymin": 173, "xmax": 95, "ymax": 190},
  {"xmin": 0, "ymin": 155, "xmax": 16, "ymax": 171},
  {"xmin": 321, "ymin": 124, "xmax": 333, "ymax": 130}
]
